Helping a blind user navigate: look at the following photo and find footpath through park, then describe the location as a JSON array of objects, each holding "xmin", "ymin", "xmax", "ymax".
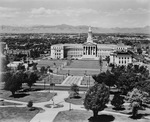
[
  {"xmin": 0, "ymin": 90, "xmax": 133, "ymax": 122},
  {"xmin": 30, "ymin": 90, "xmax": 130, "ymax": 122}
]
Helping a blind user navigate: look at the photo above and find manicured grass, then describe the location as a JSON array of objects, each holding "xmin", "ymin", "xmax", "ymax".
[
  {"xmin": 65, "ymin": 93, "xmax": 114, "ymax": 105},
  {"xmin": 65, "ymin": 94, "xmax": 85, "ymax": 105},
  {"xmin": 0, "ymin": 89, "xmax": 56, "ymax": 103},
  {"xmin": 0, "ymin": 101, "xmax": 21, "ymax": 106},
  {"xmin": 105, "ymin": 105, "xmax": 150, "ymax": 118},
  {"xmin": 53, "ymin": 109, "xmax": 150, "ymax": 122},
  {"xmin": 38, "ymin": 74, "xmax": 66, "ymax": 84},
  {"xmin": 0, "ymin": 107, "xmax": 42, "ymax": 122},
  {"xmin": 65, "ymin": 60, "xmax": 104, "ymax": 69},
  {"xmin": 37, "ymin": 59, "xmax": 66, "ymax": 69}
]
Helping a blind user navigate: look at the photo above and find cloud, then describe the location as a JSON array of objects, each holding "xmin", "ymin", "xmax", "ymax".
[
  {"xmin": 105, "ymin": 8, "xmax": 150, "ymax": 17},
  {"xmin": 136, "ymin": 0, "xmax": 149, "ymax": 3},
  {"xmin": 30, "ymin": 7, "xmax": 98, "ymax": 17},
  {"xmin": 0, "ymin": 7, "xmax": 19, "ymax": 18}
]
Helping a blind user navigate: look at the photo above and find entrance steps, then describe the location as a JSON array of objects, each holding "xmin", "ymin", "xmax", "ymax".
[{"xmin": 61, "ymin": 76, "xmax": 83, "ymax": 86}]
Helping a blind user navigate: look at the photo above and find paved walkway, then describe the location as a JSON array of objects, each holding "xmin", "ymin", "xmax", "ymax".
[{"xmin": 0, "ymin": 90, "xmax": 142, "ymax": 122}]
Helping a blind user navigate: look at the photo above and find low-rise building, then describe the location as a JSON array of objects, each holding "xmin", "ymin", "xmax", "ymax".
[{"xmin": 110, "ymin": 51, "xmax": 132, "ymax": 66}]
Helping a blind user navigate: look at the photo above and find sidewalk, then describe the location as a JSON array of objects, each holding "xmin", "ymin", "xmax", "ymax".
[
  {"xmin": 30, "ymin": 90, "xmax": 131, "ymax": 122},
  {"xmin": 0, "ymin": 90, "xmax": 132, "ymax": 122}
]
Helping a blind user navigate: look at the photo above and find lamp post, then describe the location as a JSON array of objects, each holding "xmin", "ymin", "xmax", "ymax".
[
  {"xmin": 44, "ymin": 79, "xmax": 45, "ymax": 90},
  {"xmin": 48, "ymin": 72, "xmax": 51, "ymax": 93},
  {"xmin": 69, "ymin": 96, "xmax": 72, "ymax": 111},
  {"xmin": 89, "ymin": 75, "xmax": 90, "ymax": 88}
]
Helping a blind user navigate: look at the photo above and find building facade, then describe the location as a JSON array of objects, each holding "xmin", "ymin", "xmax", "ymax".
[
  {"xmin": 110, "ymin": 51, "xmax": 132, "ymax": 66},
  {"xmin": 51, "ymin": 27, "xmax": 131, "ymax": 60}
]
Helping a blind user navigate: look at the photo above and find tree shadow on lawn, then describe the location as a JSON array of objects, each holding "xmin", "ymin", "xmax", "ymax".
[
  {"xmin": 88, "ymin": 114, "xmax": 115, "ymax": 122},
  {"xmin": 129, "ymin": 113, "xmax": 150, "ymax": 120},
  {"xmin": 10, "ymin": 93, "xmax": 29, "ymax": 98},
  {"xmin": 19, "ymin": 88, "xmax": 43, "ymax": 92},
  {"xmin": 112, "ymin": 107, "xmax": 125, "ymax": 111}
]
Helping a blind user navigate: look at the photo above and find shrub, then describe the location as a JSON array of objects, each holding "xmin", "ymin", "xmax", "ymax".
[
  {"xmin": 27, "ymin": 100, "xmax": 33, "ymax": 108},
  {"xmin": 70, "ymin": 84, "xmax": 79, "ymax": 98},
  {"xmin": 111, "ymin": 94, "xmax": 124, "ymax": 109}
]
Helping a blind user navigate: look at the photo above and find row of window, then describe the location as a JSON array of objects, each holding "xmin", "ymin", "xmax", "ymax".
[
  {"xmin": 66, "ymin": 49, "xmax": 83, "ymax": 51},
  {"xmin": 119, "ymin": 60, "xmax": 128, "ymax": 64},
  {"xmin": 68, "ymin": 52, "xmax": 82, "ymax": 55},
  {"xmin": 67, "ymin": 54, "xmax": 82, "ymax": 57},
  {"xmin": 55, "ymin": 53, "xmax": 61, "ymax": 56},
  {"xmin": 53, "ymin": 47, "xmax": 63, "ymax": 50},
  {"xmin": 119, "ymin": 57, "xmax": 130, "ymax": 60},
  {"xmin": 55, "ymin": 50, "xmax": 61, "ymax": 52}
]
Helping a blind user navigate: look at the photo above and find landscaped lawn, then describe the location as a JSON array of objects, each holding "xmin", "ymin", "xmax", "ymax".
[
  {"xmin": 0, "ymin": 107, "xmax": 42, "ymax": 122},
  {"xmin": 65, "ymin": 93, "xmax": 114, "ymax": 105},
  {"xmin": 53, "ymin": 110, "xmax": 150, "ymax": 122},
  {"xmin": 0, "ymin": 89, "xmax": 56, "ymax": 103},
  {"xmin": 65, "ymin": 93, "xmax": 85, "ymax": 105},
  {"xmin": 0, "ymin": 101, "xmax": 22, "ymax": 106}
]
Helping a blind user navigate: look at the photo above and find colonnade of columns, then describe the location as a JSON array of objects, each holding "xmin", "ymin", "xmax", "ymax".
[{"xmin": 83, "ymin": 46, "xmax": 96, "ymax": 55}]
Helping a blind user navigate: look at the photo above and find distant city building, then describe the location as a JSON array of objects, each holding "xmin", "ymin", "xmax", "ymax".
[
  {"xmin": 110, "ymin": 51, "xmax": 132, "ymax": 66},
  {"xmin": 51, "ymin": 27, "xmax": 131, "ymax": 60},
  {"xmin": 0, "ymin": 42, "xmax": 8, "ymax": 57}
]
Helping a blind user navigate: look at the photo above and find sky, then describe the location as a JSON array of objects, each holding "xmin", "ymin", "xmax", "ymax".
[{"xmin": 0, "ymin": 0, "xmax": 150, "ymax": 28}]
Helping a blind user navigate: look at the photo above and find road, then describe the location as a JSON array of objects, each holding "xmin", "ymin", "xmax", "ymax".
[
  {"xmin": 23, "ymin": 84, "xmax": 89, "ymax": 91},
  {"xmin": 22, "ymin": 83, "xmax": 118, "ymax": 93}
]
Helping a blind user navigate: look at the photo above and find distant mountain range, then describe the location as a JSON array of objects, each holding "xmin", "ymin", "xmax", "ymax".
[{"xmin": 0, "ymin": 24, "xmax": 150, "ymax": 34}]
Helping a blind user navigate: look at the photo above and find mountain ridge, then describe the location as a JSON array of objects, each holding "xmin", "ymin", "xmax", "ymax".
[{"xmin": 0, "ymin": 24, "xmax": 150, "ymax": 34}]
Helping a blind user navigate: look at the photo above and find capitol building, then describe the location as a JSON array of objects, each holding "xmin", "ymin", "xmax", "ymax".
[{"xmin": 51, "ymin": 27, "xmax": 131, "ymax": 61}]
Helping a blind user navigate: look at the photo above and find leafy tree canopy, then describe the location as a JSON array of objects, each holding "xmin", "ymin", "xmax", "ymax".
[{"xmin": 84, "ymin": 83, "xmax": 109, "ymax": 118}]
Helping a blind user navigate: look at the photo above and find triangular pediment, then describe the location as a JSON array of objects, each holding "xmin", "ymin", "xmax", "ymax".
[{"xmin": 83, "ymin": 42, "xmax": 97, "ymax": 46}]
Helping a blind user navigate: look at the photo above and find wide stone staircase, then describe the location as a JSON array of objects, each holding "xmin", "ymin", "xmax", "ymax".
[{"xmin": 61, "ymin": 76, "xmax": 83, "ymax": 86}]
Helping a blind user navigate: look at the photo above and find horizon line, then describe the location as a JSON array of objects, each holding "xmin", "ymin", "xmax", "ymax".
[{"xmin": 0, "ymin": 24, "xmax": 150, "ymax": 29}]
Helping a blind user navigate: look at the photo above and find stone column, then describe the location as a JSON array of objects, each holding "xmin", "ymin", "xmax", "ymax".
[
  {"xmin": 90, "ymin": 46, "xmax": 91, "ymax": 55},
  {"xmin": 90, "ymin": 47, "xmax": 92, "ymax": 55},
  {"xmin": 86, "ymin": 46, "xmax": 87, "ymax": 55}
]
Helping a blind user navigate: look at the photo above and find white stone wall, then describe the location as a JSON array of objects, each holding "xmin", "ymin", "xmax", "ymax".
[
  {"xmin": 110, "ymin": 54, "xmax": 132, "ymax": 66},
  {"xmin": 51, "ymin": 45, "xmax": 64, "ymax": 59}
]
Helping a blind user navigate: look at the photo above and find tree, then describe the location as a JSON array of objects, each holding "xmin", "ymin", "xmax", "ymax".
[
  {"xmin": 32, "ymin": 63, "xmax": 38, "ymax": 71},
  {"xmin": 84, "ymin": 83, "xmax": 109, "ymax": 118},
  {"xmin": 99, "ymin": 56, "xmax": 103, "ymax": 73},
  {"xmin": 40, "ymin": 66, "xmax": 46, "ymax": 74},
  {"xmin": 104, "ymin": 70, "xmax": 116, "ymax": 90},
  {"xmin": 17, "ymin": 63, "xmax": 25, "ymax": 71},
  {"xmin": 27, "ymin": 100, "xmax": 33, "ymax": 110},
  {"xmin": 137, "ymin": 48, "xmax": 142, "ymax": 55},
  {"xmin": 4, "ymin": 72, "xmax": 22, "ymax": 96},
  {"xmin": 70, "ymin": 84, "xmax": 79, "ymax": 98},
  {"xmin": 92, "ymin": 71, "xmax": 116, "ymax": 90},
  {"xmin": 1, "ymin": 55, "xmax": 9, "ymax": 72},
  {"xmin": 111, "ymin": 64, "xmax": 149, "ymax": 94},
  {"xmin": 26, "ymin": 72, "xmax": 39, "ymax": 89},
  {"xmin": 126, "ymin": 88, "xmax": 149, "ymax": 118},
  {"xmin": 111, "ymin": 94, "xmax": 124, "ymax": 109},
  {"xmin": 106, "ymin": 56, "xmax": 110, "ymax": 64}
]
